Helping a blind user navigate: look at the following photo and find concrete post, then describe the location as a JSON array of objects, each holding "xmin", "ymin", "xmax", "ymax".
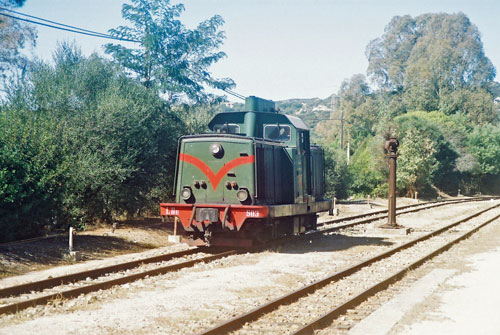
[{"xmin": 68, "ymin": 227, "xmax": 74, "ymax": 252}]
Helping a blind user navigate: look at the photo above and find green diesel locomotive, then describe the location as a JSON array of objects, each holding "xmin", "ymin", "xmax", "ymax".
[{"xmin": 160, "ymin": 96, "xmax": 332, "ymax": 246}]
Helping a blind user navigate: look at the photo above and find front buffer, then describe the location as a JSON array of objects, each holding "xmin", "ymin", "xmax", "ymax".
[{"xmin": 160, "ymin": 203, "xmax": 269, "ymax": 247}]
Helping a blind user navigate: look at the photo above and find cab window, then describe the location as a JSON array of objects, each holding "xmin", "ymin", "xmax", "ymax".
[
  {"xmin": 213, "ymin": 124, "xmax": 240, "ymax": 134},
  {"xmin": 263, "ymin": 125, "xmax": 291, "ymax": 142}
]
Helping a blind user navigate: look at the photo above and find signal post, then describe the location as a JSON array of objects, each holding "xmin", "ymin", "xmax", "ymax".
[{"xmin": 380, "ymin": 137, "xmax": 407, "ymax": 231}]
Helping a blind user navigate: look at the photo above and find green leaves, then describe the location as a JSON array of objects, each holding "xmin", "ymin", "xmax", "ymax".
[
  {"xmin": 367, "ymin": 13, "xmax": 495, "ymax": 93},
  {"xmin": 0, "ymin": 43, "xmax": 184, "ymax": 241},
  {"xmin": 105, "ymin": 0, "xmax": 234, "ymax": 103},
  {"xmin": 319, "ymin": 12, "xmax": 500, "ymax": 198},
  {"xmin": 468, "ymin": 125, "xmax": 500, "ymax": 176},
  {"xmin": 366, "ymin": 13, "xmax": 496, "ymax": 120}
]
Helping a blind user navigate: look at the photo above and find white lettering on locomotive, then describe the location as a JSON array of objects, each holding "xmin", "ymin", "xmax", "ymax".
[
  {"xmin": 165, "ymin": 208, "xmax": 179, "ymax": 215},
  {"xmin": 246, "ymin": 210, "xmax": 260, "ymax": 217}
]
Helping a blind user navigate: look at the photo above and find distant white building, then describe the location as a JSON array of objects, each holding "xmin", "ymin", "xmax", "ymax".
[
  {"xmin": 221, "ymin": 101, "xmax": 237, "ymax": 108},
  {"xmin": 312, "ymin": 105, "xmax": 330, "ymax": 111}
]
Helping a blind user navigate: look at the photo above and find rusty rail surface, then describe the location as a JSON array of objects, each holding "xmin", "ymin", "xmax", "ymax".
[
  {"xmin": 318, "ymin": 197, "xmax": 492, "ymax": 228},
  {"xmin": 0, "ymin": 250, "xmax": 235, "ymax": 315},
  {"xmin": 306, "ymin": 197, "xmax": 494, "ymax": 240},
  {"xmin": 197, "ymin": 202, "xmax": 500, "ymax": 335},
  {"xmin": 0, "ymin": 248, "xmax": 202, "ymax": 298}
]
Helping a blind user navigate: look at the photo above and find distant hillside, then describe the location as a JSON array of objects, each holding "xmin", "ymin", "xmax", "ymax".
[{"xmin": 219, "ymin": 95, "xmax": 336, "ymax": 130}]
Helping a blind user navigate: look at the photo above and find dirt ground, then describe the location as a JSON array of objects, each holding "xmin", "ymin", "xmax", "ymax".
[{"xmin": 0, "ymin": 218, "xmax": 176, "ymax": 278}]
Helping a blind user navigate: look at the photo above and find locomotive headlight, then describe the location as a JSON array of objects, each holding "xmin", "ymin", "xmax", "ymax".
[
  {"xmin": 209, "ymin": 143, "xmax": 223, "ymax": 157},
  {"xmin": 181, "ymin": 187, "xmax": 192, "ymax": 200},
  {"xmin": 236, "ymin": 188, "xmax": 249, "ymax": 202}
]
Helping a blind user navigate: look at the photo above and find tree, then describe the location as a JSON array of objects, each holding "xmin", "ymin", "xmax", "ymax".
[
  {"xmin": 468, "ymin": 125, "xmax": 500, "ymax": 176},
  {"xmin": 318, "ymin": 140, "xmax": 350, "ymax": 199},
  {"xmin": 327, "ymin": 74, "xmax": 381, "ymax": 150},
  {"xmin": 366, "ymin": 13, "xmax": 497, "ymax": 118},
  {"xmin": 466, "ymin": 125, "xmax": 500, "ymax": 194},
  {"xmin": 0, "ymin": 0, "xmax": 37, "ymax": 90},
  {"xmin": 105, "ymin": 0, "xmax": 234, "ymax": 103},
  {"xmin": 348, "ymin": 136, "xmax": 387, "ymax": 197},
  {"xmin": 394, "ymin": 113, "xmax": 458, "ymax": 195},
  {"xmin": 396, "ymin": 128, "xmax": 436, "ymax": 197}
]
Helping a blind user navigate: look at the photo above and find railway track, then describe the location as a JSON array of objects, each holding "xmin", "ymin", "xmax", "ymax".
[
  {"xmin": 0, "ymin": 248, "xmax": 235, "ymax": 315},
  {"xmin": 317, "ymin": 197, "xmax": 490, "ymax": 230},
  {"xmin": 0, "ymin": 197, "xmax": 492, "ymax": 317},
  {"xmin": 197, "ymin": 201, "xmax": 500, "ymax": 335},
  {"xmin": 0, "ymin": 197, "xmax": 474, "ymax": 249}
]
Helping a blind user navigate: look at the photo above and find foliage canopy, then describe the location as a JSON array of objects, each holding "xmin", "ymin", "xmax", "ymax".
[
  {"xmin": 105, "ymin": 0, "xmax": 234, "ymax": 103},
  {"xmin": 0, "ymin": 44, "xmax": 184, "ymax": 241}
]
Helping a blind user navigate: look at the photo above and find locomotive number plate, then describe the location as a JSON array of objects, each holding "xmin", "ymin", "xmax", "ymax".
[{"xmin": 246, "ymin": 210, "xmax": 261, "ymax": 217}]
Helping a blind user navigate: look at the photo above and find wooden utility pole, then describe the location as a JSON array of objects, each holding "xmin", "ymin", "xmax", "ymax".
[{"xmin": 340, "ymin": 110, "xmax": 344, "ymax": 149}]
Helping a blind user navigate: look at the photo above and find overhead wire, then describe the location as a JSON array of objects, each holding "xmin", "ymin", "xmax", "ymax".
[
  {"xmin": 223, "ymin": 89, "xmax": 246, "ymax": 101},
  {"xmin": 0, "ymin": 7, "xmax": 140, "ymax": 43},
  {"xmin": 0, "ymin": 6, "xmax": 111, "ymax": 38},
  {"xmin": 0, "ymin": 6, "xmax": 247, "ymax": 99}
]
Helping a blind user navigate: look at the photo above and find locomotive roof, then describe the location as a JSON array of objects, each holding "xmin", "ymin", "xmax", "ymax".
[{"xmin": 208, "ymin": 111, "xmax": 309, "ymax": 131}]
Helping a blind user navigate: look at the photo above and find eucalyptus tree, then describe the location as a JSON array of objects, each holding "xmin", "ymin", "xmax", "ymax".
[
  {"xmin": 366, "ymin": 13, "xmax": 497, "ymax": 121},
  {"xmin": 105, "ymin": 0, "xmax": 234, "ymax": 103}
]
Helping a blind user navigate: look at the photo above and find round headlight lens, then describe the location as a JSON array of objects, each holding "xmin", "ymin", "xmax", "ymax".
[
  {"xmin": 209, "ymin": 143, "xmax": 222, "ymax": 156},
  {"xmin": 181, "ymin": 187, "xmax": 192, "ymax": 200},
  {"xmin": 236, "ymin": 189, "xmax": 249, "ymax": 202}
]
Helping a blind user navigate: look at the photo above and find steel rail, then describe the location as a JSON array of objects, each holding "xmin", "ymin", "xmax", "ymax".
[
  {"xmin": 0, "ymin": 250, "xmax": 236, "ymax": 315},
  {"xmin": 1, "ymin": 198, "xmax": 494, "ymax": 317},
  {"xmin": 0, "ymin": 232, "xmax": 67, "ymax": 248},
  {"xmin": 0, "ymin": 248, "xmax": 202, "ymax": 298},
  {"xmin": 318, "ymin": 197, "xmax": 490, "ymax": 228},
  {"xmin": 0, "ymin": 198, "xmax": 488, "ymax": 302},
  {"xmin": 197, "ymin": 202, "xmax": 500, "ymax": 335},
  {"xmin": 293, "ymin": 212, "xmax": 500, "ymax": 334},
  {"xmin": 311, "ymin": 197, "xmax": 489, "ymax": 238}
]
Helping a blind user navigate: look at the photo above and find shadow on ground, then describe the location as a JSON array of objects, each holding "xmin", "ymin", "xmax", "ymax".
[
  {"xmin": 277, "ymin": 232, "xmax": 394, "ymax": 254},
  {"xmin": 0, "ymin": 234, "xmax": 156, "ymax": 264}
]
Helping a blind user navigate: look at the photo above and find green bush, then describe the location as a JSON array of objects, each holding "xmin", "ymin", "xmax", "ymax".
[
  {"xmin": 348, "ymin": 137, "xmax": 386, "ymax": 197},
  {"xmin": 0, "ymin": 44, "xmax": 184, "ymax": 241}
]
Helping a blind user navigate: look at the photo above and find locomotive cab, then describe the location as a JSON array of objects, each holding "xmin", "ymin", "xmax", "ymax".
[{"xmin": 160, "ymin": 96, "xmax": 332, "ymax": 246}]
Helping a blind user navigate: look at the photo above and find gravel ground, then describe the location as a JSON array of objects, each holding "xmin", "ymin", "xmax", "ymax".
[
  {"xmin": 321, "ymin": 202, "xmax": 500, "ymax": 335},
  {"xmin": 232, "ymin": 202, "xmax": 500, "ymax": 335},
  {"xmin": 0, "ymin": 198, "xmax": 494, "ymax": 335}
]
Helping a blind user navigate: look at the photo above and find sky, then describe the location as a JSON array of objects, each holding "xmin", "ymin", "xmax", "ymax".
[{"xmin": 17, "ymin": 0, "xmax": 500, "ymax": 101}]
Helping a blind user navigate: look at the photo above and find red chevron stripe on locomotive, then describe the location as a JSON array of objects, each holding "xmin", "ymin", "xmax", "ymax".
[{"xmin": 179, "ymin": 153, "xmax": 255, "ymax": 190}]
